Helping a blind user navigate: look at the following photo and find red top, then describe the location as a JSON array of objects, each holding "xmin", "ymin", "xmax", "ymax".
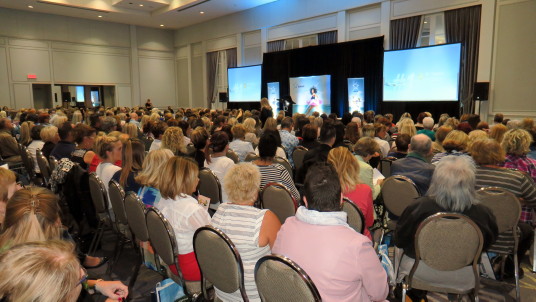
[
  {"xmin": 344, "ymin": 184, "xmax": 374, "ymax": 240},
  {"xmin": 88, "ymin": 155, "xmax": 121, "ymax": 173}
]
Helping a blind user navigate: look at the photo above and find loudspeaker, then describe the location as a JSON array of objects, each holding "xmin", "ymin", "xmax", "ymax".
[
  {"xmin": 474, "ymin": 82, "xmax": 489, "ymax": 101},
  {"xmin": 218, "ymin": 92, "xmax": 228, "ymax": 103}
]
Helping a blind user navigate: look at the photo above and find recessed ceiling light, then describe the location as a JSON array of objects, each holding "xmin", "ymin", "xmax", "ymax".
[
  {"xmin": 200, "ymin": 11, "xmax": 205, "ymax": 14},
  {"xmin": 98, "ymin": 15, "xmax": 103, "ymax": 18},
  {"xmin": 28, "ymin": 5, "xmax": 33, "ymax": 8},
  {"xmin": 160, "ymin": 24, "xmax": 164, "ymax": 27},
  {"xmin": 424, "ymin": 21, "xmax": 428, "ymax": 24},
  {"xmin": 139, "ymin": 4, "xmax": 144, "ymax": 7}
]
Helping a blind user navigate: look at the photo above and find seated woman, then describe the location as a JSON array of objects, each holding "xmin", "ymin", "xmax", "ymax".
[
  {"xmin": 229, "ymin": 124, "xmax": 254, "ymax": 162},
  {"xmin": 26, "ymin": 125, "xmax": 45, "ymax": 173},
  {"xmin": 253, "ymin": 132, "xmax": 300, "ymax": 202},
  {"xmin": 211, "ymin": 163, "xmax": 281, "ymax": 302},
  {"xmin": 135, "ymin": 149, "xmax": 174, "ymax": 207},
  {"xmin": 243, "ymin": 117, "xmax": 259, "ymax": 147},
  {"xmin": 112, "ymin": 139, "xmax": 145, "ymax": 193},
  {"xmin": 254, "ymin": 129, "xmax": 287, "ymax": 159},
  {"xmin": 273, "ymin": 163, "xmax": 388, "ymax": 302},
  {"xmin": 70, "ymin": 124, "xmax": 97, "ymax": 170},
  {"xmin": 299, "ymin": 124, "xmax": 320, "ymax": 150},
  {"xmin": 0, "ymin": 188, "xmax": 128, "ymax": 301},
  {"xmin": 353, "ymin": 137, "xmax": 382, "ymax": 200},
  {"xmin": 156, "ymin": 156, "xmax": 211, "ymax": 282},
  {"xmin": 394, "ymin": 156, "xmax": 498, "ymax": 289},
  {"xmin": 161, "ymin": 126, "xmax": 187, "ymax": 156},
  {"xmin": 431, "ymin": 130, "xmax": 470, "ymax": 164},
  {"xmin": 40, "ymin": 125, "xmax": 60, "ymax": 159},
  {"xmin": 0, "ymin": 168, "xmax": 18, "ymax": 226},
  {"xmin": 327, "ymin": 147, "xmax": 374, "ymax": 240},
  {"xmin": 190, "ymin": 127, "xmax": 209, "ymax": 169},
  {"xmin": 204, "ymin": 131, "xmax": 235, "ymax": 205},
  {"xmin": 95, "ymin": 135, "xmax": 123, "ymax": 193}
]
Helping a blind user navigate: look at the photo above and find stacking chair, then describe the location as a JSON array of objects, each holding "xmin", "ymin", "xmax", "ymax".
[
  {"xmin": 226, "ymin": 149, "xmax": 239, "ymax": 163},
  {"xmin": 19, "ymin": 144, "xmax": 38, "ymax": 185},
  {"xmin": 292, "ymin": 146, "xmax": 308, "ymax": 173},
  {"xmin": 401, "ymin": 213, "xmax": 484, "ymax": 302},
  {"xmin": 342, "ymin": 198, "xmax": 365, "ymax": 234},
  {"xmin": 146, "ymin": 207, "xmax": 201, "ymax": 298},
  {"xmin": 36, "ymin": 149, "xmax": 51, "ymax": 187},
  {"xmin": 48, "ymin": 155, "xmax": 58, "ymax": 172},
  {"xmin": 379, "ymin": 156, "xmax": 397, "ymax": 179},
  {"xmin": 476, "ymin": 187, "xmax": 521, "ymax": 302},
  {"xmin": 380, "ymin": 175, "xmax": 420, "ymax": 240},
  {"xmin": 87, "ymin": 173, "xmax": 111, "ymax": 256},
  {"xmin": 194, "ymin": 226, "xmax": 248, "ymax": 301},
  {"xmin": 124, "ymin": 192, "xmax": 150, "ymax": 290},
  {"xmin": 108, "ymin": 180, "xmax": 131, "ymax": 274},
  {"xmin": 198, "ymin": 168, "xmax": 222, "ymax": 210},
  {"xmin": 261, "ymin": 183, "xmax": 296, "ymax": 224},
  {"xmin": 255, "ymin": 254, "xmax": 322, "ymax": 302},
  {"xmin": 245, "ymin": 152, "xmax": 259, "ymax": 162},
  {"xmin": 273, "ymin": 156, "xmax": 293, "ymax": 179}
]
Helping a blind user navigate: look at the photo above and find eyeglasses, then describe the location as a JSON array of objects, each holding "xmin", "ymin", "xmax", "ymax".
[{"xmin": 77, "ymin": 267, "xmax": 89, "ymax": 288}]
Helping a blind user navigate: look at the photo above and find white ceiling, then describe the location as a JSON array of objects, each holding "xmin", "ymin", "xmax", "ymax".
[{"xmin": 0, "ymin": 0, "xmax": 278, "ymax": 29}]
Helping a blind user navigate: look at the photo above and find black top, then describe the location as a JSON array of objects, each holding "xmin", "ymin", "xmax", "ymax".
[
  {"xmin": 41, "ymin": 141, "xmax": 56, "ymax": 159},
  {"xmin": 51, "ymin": 141, "xmax": 76, "ymax": 160},
  {"xmin": 387, "ymin": 151, "xmax": 407, "ymax": 159},
  {"xmin": 299, "ymin": 140, "xmax": 321, "ymax": 151},
  {"xmin": 394, "ymin": 196, "xmax": 498, "ymax": 259},
  {"xmin": 260, "ymin": 107, "xmax": 273, "ymax": 127},
  {"xmin": 194, "ymin": 150, "xmax": 205, "ymax": 170},
  {"xmin": 112, "ymin": 170, "xmax": 142, "ymax": 194},
  {"xmin": 297, "ymin": 143, "xmax": 332, "ymax": 183},
  {"xmin": 70, "ymin": 149, "xmax": 89, "ymax": 170}
]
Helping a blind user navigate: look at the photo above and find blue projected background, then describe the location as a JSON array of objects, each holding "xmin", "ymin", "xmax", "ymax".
[
  {"xmin": 383, "ymin": 43, "xmax": 461, "ymax": 101},
  {"xmin": 228, "ymin": 65, "xmax": 262, "ymax": 102}
]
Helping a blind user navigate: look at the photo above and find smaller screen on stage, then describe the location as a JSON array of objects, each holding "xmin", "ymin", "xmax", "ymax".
[
  {"xmin": 383, "ymin": 43, "xmax": 461, "ymax": 102},
  {"xmin": 348, "ymin": 78, "xmax": 365, "ymax": 113},
  {"xmin": 228, "ymin": 65, "xmax": 262, "ymax": 102},
  {"xmin": 289, "ymin": 75, "xmax": 331, "ymax": 115},
  {"xmin": 267, "ymin": 82, "xmax": 280, "ymax": 111}
]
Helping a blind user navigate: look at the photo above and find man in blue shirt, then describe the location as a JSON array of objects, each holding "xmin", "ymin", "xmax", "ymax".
[{"xmin": 279, "ymin": 117, "xmax": 299, "ymax": 167}]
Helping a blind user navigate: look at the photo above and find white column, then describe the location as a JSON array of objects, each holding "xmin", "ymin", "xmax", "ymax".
[
  {"xmin": 130, "ymin": 25, "xmax": 140, "ymax": 107},
  {"xmin": 337, "ymin": 11, "xmax": 347, "ymax": 43},
  {"xmin": 380, "ymin": 0, "xmax": 391, "ymax": 50}
]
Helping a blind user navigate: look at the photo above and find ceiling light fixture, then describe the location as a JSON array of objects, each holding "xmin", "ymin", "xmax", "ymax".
[
  {"xmin": 200, "ymin": 11, "xmax": 205, "ymax": 14},
  {"xmin": 98, "ymin": 15, "xmax": 103, "ymax": 18},
  {"xmin": 28, "ymin": 5, "xmax": 34, "ymax": 8},
  {"xmin": 160, "ymin": 24, "xmax": 164, "ymax": 27},
  {"xmin": 424, "ymin": 21, "xmax": 428, "ymax": 24},
  {"xmin": 139, "ymin": 4, "xmax": 144, "ymax": 6}
]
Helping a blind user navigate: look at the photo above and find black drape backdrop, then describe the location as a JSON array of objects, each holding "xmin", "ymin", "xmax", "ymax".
[{"xmin": 256, "ymin": 36, "xmax": 384, "ymax": 116}]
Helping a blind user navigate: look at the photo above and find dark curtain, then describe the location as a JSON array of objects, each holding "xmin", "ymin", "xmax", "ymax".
[
  {"xmin": 206, "ymin": 51, "xmax": 218, "ymax": 107},
  {"xmin": 445, "ymin": 5, "xmax": 481, "ymax": 115},
  {"xmin": 267, "ymin": 40, "xmax": 285, "ymax": 52},
  {"xmin": 254, "ymin": 37, "xmax": 384, "ymax": 115},
  {"xmin": 389, "ymin": 16, "xmax": 421, "ymax": 50},
  {"xmin": 226, "ymin": 48, "xmax": 237, "ymax": 68},
  {"xmin": 318, "ymin": 31, "xmax": 338, "ymax": 45}
]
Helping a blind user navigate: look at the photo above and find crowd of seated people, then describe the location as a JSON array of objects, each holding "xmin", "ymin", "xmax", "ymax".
[{"xmin": 1, "ymin": 104, "xmax": 536, "ymax": 301}]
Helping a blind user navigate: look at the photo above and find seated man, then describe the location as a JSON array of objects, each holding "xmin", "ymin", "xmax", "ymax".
[
  {"xmin": 273, "ymin": 163, "xmax": 389, "ymax": 302},
  {"xmin": 387, "ymin": 133, "xmax": 410, "ymax": 159},
  {"xmin": 391, "ymin": 134, "xmax": 435, "ymax": 195},
  {"xmin": 0, "ymin": 118, "xmax": 22, "ymax": 164},
  {"xmin": 50, "ymin": 122, "xmax": 76, "ymax": 160}
]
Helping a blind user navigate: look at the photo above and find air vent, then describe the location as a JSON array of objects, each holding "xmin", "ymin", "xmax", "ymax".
[
  {"xmin": 37, "ymin": 0, "xmax": 109, "ymax": 13},
  {"xmin": 177, "ymin": 0, "xmax": 211, "ymax": 12}
]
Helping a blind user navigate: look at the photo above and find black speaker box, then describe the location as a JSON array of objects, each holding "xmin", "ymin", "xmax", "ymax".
[
  {"xmin": 474, "ymin": 82, "xmax": 489, "ymax": 101},
  {"xmin": 219, "ymin": 92, "xmax": 228, "ymax": 103}
]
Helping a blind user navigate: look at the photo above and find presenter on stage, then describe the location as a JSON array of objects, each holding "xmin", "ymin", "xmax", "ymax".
[
  {"xmin": 260, "ymin": 97, "xmax": 273, "ymax": 127},
  {"xmin": 305, "ymin": 87, "xmax": 321, "ymax": 115}
]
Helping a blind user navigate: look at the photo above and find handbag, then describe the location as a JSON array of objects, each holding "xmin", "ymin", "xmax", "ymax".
[{"xmin": 155, "ymin": 278, "xmax": 188, "ymax": 302}]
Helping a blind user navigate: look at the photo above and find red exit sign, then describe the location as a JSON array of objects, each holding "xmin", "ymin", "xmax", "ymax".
[{"xmin": 27, "ymin": 74, "xmax": 37, "ymax": 79}]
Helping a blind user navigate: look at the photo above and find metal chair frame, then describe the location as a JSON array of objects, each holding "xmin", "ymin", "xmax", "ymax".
[
  {"xmin": 35, "ymin": 149, "xmax": 51, "ymax": 187},
  {"xmin": 342, "ymin": 197, "xmax": 366, "ymax": 234},
  {"xmin": 198, "ymin": 167, "xmax": 222, "ymax": 207},
  {"xmin": 261, "ymin": 182, "xmax": 297, "ymax": 224},
  {"xmin": 87, "ymin": 173, "xmax": 111, "ymax": 256}
]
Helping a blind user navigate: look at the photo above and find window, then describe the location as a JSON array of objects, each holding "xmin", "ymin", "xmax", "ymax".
[
  {"xmin": 284, "ymin": 34, "xmax": 318, "ymax": 50},
  {"xmin": 417, "ymin": 13, "xmax": 446, "ymax": 47}
]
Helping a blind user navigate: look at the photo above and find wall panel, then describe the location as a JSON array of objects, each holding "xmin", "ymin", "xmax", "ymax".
[
  {"xmin": 0, "ymin": 47, "xmax": 10, "ymax": 106},
  {"xmin": 13, "ymin": 83, "xmax": 32, "ymax": 108},
  {"xmin": 191, "ymin": 56, "xmax": 204, "ymax": 107},
  {"xmin": 176, "ymin": 58, "xmax": 190, "ymax": 108},
  {"xmin": 116, "ymin": 85, "xmax": 132, "ymax": 107},
  {"xmin": 52, "ymin": 51, "xmax": 131, "ymax": 84},
  {"xmin": 9, "ymin": 48, "xmax": 51, "ymax": 82},
  {"xmin": 138, "ymin": 56, "xmax": 176, "ymax": 107}
]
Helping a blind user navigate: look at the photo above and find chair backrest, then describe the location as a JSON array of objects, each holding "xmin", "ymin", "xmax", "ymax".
[
  {"xmin": 380, "ymin": 156, "xmax": 397, "ymax": 179},
  {"xmin": 124, "ymin": 192, "xmax": 149, "ymax": 242},
  {"xmin": 255, "ymin": 254, "xmax": 322, "ymax": 302},
  {"xmin": 146, "ymin": 207, "xmax": 179, "ymax": 268},
  {"xmin": 36, "ymin": 149, "xmax": 51, "ymax": 184},
  {"xmin": 88, "ymin": 173, "xmax": 108, "ymax": 214},
  {"xmin": 19, "ymin": 144, "xmax": 35, "ymax": 179},
  {"xmin": 245, "ymin": 152, "xmax": 259, "ymax": 162},
  {"xmin": 193, "ymin": 226, "xmax": 248, "ymax": 301},
  {"xmin": 273, "ymin": 156, "xmax": 293, "ymax": 179},
  {"xmin": 476, "ymin": 187, "xmax": 521, "ymax": 234},
  {"xmin": 108, "ymin": 180, "xmax": 128, "ymax": 225},
  {"xmin": 198, "ymin": 168, "xmax": 222, "ymax": 205},
  {"xmin": 381, "ymin": 175, "xmax": 420, "ymax": 217},
  {"xmin": 226, "ymin": 149, "xmax": 239, "ymax": 163},
  {"xmin": 261, "ymin": 183, "xmax": 296, "ymax": 224},
  {"xmin": 292, "ymin": 146, "xmax": 308, "ymax": 172},
  {"xmin": 342, "ymin": 198, "xmax": 365, "ymax": 234},
  {"xmin": 143, "ymin": 136, "xmax": 154, "ymax": 152},
  {"xmin": 48, "ymin": 156, "xmax": 58, "ymax": 172},
  {"xmin": 410, "ymin": 213, "xmax": 483, "ymax": 284}
]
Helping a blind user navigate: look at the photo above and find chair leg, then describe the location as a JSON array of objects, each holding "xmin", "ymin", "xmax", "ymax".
[
  {"xmin": 87, "ymin": 221, "xmax": 104, "ymax": 256},
  {"xmin": 402, "ymin": 282, "xmax": 408, "ymax": 302},
  {"xmin": 107, "ymin": 235, "xmax": 124, "ymax": 275},
  {"xmin": 126, "ymin": 248, "xmax": 144, "ymax": 302},
  {"xmin": 514, "ymin": 253, "xmax": 520, "ymax": 302}
]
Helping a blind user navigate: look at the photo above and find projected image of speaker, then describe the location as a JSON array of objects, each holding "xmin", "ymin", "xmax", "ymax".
[
  {"xmin": 289, "ymin": 75, "xmax": 331, "ymax": 115},
  {"xmin": 228, "ymin": 65, "xmax": 262, "ymax": 102},
  {"xmin": 383, "ymin": 43, "xmax": 461, "ymax": 102},
  {"xmin": 348, "ymin": 78, "xmax": 365, "ymax": 113},
  {"xmin": 219, "ymin": 92, "xmax": 228, "ymax": 102}
]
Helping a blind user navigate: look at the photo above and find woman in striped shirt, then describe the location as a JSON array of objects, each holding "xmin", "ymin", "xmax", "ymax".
[{"xmin": 211, "ymin": 163, "xmax": 281, "ymax": 302}]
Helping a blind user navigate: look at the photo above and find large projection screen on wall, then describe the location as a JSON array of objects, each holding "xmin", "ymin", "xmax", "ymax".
[
  {"xmin": 289, "ymin": 75, "xmax": 331, "ymax": 115},
  {"xmin": 228, "ymin": 65, "xmax": 262, "ymax": 102},
  {"xmin": 383, "ymin": 43, "xmax": 461, "ymax": 102}
]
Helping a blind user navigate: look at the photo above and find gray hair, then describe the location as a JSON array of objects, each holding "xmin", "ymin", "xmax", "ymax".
[
  {"xmin": 423, "ymin": 117, "xmax": 434, "ymax": 129},
  {"xmin": 426, "ymin": 155, "xmax": 477, "ymax": 212}
]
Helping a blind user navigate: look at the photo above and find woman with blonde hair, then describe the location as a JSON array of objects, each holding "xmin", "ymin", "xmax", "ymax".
[
  {"xmin": 136, "ymin": 148, "xmax": 174, "ymax": 207},
  {"xmin": 393, "ymin": 118, "xmax": 417, "ymax": 139},
  {"xmin": 211, "ymin": 163, "xmax": 281, "ymax": 302},
  {"xmin": 260, "ymin": 97, "xmax": 273, "ymax": 127},
  {"xmin": 467, "ymin": 130, "xmax": 488, "ymax": 149},
  {"xmin": 243, "ymin": 117, "xmax": 259, "ymax": 146},
  {"xmin": 50, "ymin": 114, "xmax": 68, "ymax": 128},
  {"xmin": 230, "ymin": 124, "xmax": 254, "ymax": 162},
  {"xmin": 262, "ymin": 117, "xmax": 277, "ymax": 132},
  {"xmin": 112, "ymin": 139, "xmax": 145, "ymax": 193},
  {"xmin": 0, "ymin": 168, "xmax": 18, "ymax": 226},
  {"xmin": 160, "ymin": 127, "xmax": 187, "ymax": 155},
  {"xmin": 123, "ymin": 122, "xmax": 139, "ymax": 139},
  {"xmin": 18, "ymin": 121, "xmax": 34, "ymax": 146},
  {"xmin": 502, "ymin": 129, "xmax": 536, "ymax": 180},
  {"xmin": 156, "ymin": 156, "xmax": 210, "ymax": 283},
  {"xmin": 95, "ymin": 135, "xmax": 123, "ymax": 192},
  {"xmin": 40, "ymin": 125, "xmax": 60, "ymax": 159},
  {"xmin": 431, "ymin": 130, "xmax": 470, "ymax": 164},
  {"xmin": 327, "ymin": 147, "xmax": 374, "ymax": 240},
  {"xmin": 489, "ymin": 123, "xmax": 508, "ymax": 143},
  {"xmin": 71, "ymin": 110, "xmax": 83, "ymax": 125}
]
